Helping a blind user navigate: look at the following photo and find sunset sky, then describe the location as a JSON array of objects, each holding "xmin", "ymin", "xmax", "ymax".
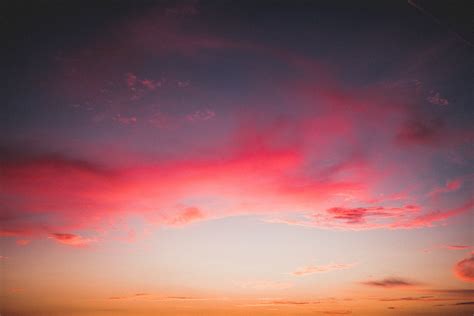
[{"xmin": 1, "ymin": 1, "xmax": 473, "ymax": 315}]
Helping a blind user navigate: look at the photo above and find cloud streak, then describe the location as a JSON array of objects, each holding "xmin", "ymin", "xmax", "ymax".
[
  {"xmin": 361, "ymin": 277, "xmax": 420, "ymax": 288},
  {"xmin": 292, "ymin": 263, "xmax": 355, "ymax": 276}
]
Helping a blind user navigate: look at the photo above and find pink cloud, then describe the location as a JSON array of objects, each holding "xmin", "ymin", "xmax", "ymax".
[
  {"xmin": 16, "ymin": 239, "xmax": 31, "ymax": 246},
  {"xmin": 428, "ymin": 178, "xmax": 463, "ymax": 197},
  {"xmin": 444, "ymin": 245, "xmax": 471, "ymax": 250},
  {"xmin": 453, "ymin": 254, "xmax": 474, "ymax": 282},
  {"xmin": 292, "ymin": 263, "xmax": 355, "ymax": 276},
  {"xmin": 185, "ymin": 109, "xmax": 216, "ymax": 122},
  {"xmin": 113, "ymin": 114, "xmax": 137, "ymax": 125},
  {"xmin": 2, "ymin": 6, "xmax": 473, "ymax": 245},
  {"xmin": 165, "ymin": 207, "xmax": 204, "ymax": 226},
  {"xmin": 427, "ymin": 91, "xmax": 449, "ymax": 106},
  {"xmin": 49, "ymin": 233, "xmax": 97, "ymax": 247}
]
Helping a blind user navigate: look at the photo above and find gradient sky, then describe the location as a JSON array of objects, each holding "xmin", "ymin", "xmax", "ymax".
[{"xmin": 1, "ymin": 1, "xmax": 473, "ymax": 315}]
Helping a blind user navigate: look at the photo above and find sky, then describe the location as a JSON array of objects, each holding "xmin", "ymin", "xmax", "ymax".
[{"xmin": 0, "ymin": 0, "xmax": 473, "ymax": 315}]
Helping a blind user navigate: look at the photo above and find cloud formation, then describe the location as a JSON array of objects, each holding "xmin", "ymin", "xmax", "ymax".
[
  {"xmin": 361, "ymin": 277, "xmax": 420, "ymax": 288},
  {"xmin": 453, "ymin": 254, "xmax": 474, "ymax": 282},
  {"xmin": 49, "ymin": 233, "xmax": 97, "ymax": 247}
]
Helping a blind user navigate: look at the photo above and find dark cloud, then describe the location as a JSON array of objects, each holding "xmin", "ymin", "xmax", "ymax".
[{"xmin": 361, "ymin": 277, "xmax": 420, "ymax": 288}]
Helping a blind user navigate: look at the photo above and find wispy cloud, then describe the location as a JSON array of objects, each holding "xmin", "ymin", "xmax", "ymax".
[
  {"xmin": 361, "ymin": 277, "xmax": 420, "ymax": 288},
  {"xmin": 236, "ymin": 280, "xmax": 294, "ymax": 290},
  {"xmin": 292, "ymin": 263, "xmax": 355, "ymax": 276},
  {"xmin": 49, "ymin": 233, "xmax": 97, "ymax": 247}
]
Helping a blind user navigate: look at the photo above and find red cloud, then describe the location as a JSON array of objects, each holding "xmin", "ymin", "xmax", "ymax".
[
  {"xmin": 443, "ymin": 245, "xmax": 470, "ymax": 250},
  {"xmin": 49, "ymin": 233, "xmax": 96, "ymax": 247},
  {"xmin": 453, "ymin": 254, "xmax": 474, "ymax": 282},
  {"xmin": 361, "ymin": 277, "xmax": 420, "ymax": 288},
  {"xmin": 429, "ymin": 178, "xmax": 463, "ymax": 197},
  {"xmin": 165, "ymin": 207, "xmax": 204, "ymax": 226},
  {"xmin": 2, "ymin": 5, "xmax": 473, "ymax": 245}
]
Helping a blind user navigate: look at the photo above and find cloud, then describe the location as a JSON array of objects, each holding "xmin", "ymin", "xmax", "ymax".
[
  {"xmin": 453, "ymin": 301, "xmax": 474, "ymax": 305},
  {"xmin": 236, "ymin": 280, "xmax": 294, "ymax": 290},
  {"xmin": 292, "ymin": 263, "xmax": 355, "ymax": 276},
  {"xmin": 361, "ymin": 277, "xmax": 420, "ymax": 288},
  {"xmin": 165, "ymin": 207, "xmax": 204, "ymax": 226},
  {"xmin": 428, "ymin": 178, "xmax": 463, "ymax": 197},
  {"xmin": 423, "ymin": 244, "xmax": 471, "ymax": 253},
  {"xmin": 186, "ymin": 109, "xmax": 216, "ymax": 122},
  {"xmin": 395, "ymin": 116, "xmax": 444, "ymax": 146},
  {"xmin": 15, "ymin": 239, "xmax": 31, "ymax": 246},
  {"xmin": 453, "ymin": 254, "xmax": 474, "ymax": 282},
  {"xmin": 268, "ymin": 201, "xmax": 471, "ymax": 231},
  {"xmin": 427, "ymin": 91, "xmax": 449, "ymax": 106},
  {"xmin": 379, "ymin": 296, "xmax": 453, "ymax": 302},
  {"xmin": 108, "ymin": 293, "xmax": 151, "ymax": 300},
  {"xmin": 392, "ymin": 199, "xmax": 474, "ymax": 229},
  {"xmin": 321, "ymin": 311, "xmax": 352, "ymax": 315},
  {"xmin": 426, "ymin": 289, "xmax": 474, "ymax": 296},
  {"xmin": 113, "ymin": 114, "xmax": 137, "ymax": 125},
  {"xmin": 443, "ymin": 245, "xmax": 471, "ymax": 250},
  {"xmin": 269, "ymin": 300, "xmax": 316, "ymax": 305},
  {"xmin": 49, "ymin": 233, "xmax": 97, "ymax": 247},
  {"xmin": 2, "ymin": 6, "xmax": 473, "ymax": 243}
]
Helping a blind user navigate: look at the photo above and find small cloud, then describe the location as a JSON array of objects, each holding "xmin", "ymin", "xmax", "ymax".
[
  {"xmin": 140, "ymin": 79, "xmax": 159, "ymax": 90},
  {"xmin": 269, "ymin": 300, "xmax": 316, "ymax": 305},
  {"xmin": 126, "ymin": 73, "xmax": 137, "ymax": 88},
  {"xmin": 236, "ymin": 280, "xmax": 294, "ymax": 290},
  {"xmin": 427, "ymin": 289, "xmax": 474, "ymax": 296},
  {"xmin": 396, "ymin": 117, "xmax": 443, "ymax": 146},
  {"xmin": 113, "ymin": 114, "xmax": 137, "ymax": 125},
  {"xmin": 428, "ymin": 178, "xmax": 463, "ymax": 197},
  {"xmin": 443, "ymin": 245, "xmax": 470, "ymax": 250},
  {"xmin": 361, "ymin": 277, "xmax": 420, "ymax": 288},
  {"xmin": 148, "ymin": 112, "xmax": 172, "ymax": 128},
  {"xmin": 423, "ymin": 244, "xmax": 471, "ymax": 253},
  {"xmin": 321, "ymin": 310, "xmax": 352, "ymax": 315},
  {"xmin": 453, "ymin": 301, "xmax": 474, "ymax": 305},
  {"xmin": 186, "ymin": 109, "xmax": 216, "ymax": 122},
  {"xmin": 166, "ymin": 207, "xmax": 204, "ymax": 226},
  {"xmin": 16, "ymin": 239, "xmax": 31, "ymax": 246},
  {"xmin": 427, "ymin": 91, "xmax": 449, "ymax": 106},
  {"xmin": 165, "ymin": 1, "xmax": 199, "ymax": 16},
  {"xmin": 292, "ymin": 263, "xmax": 355, "ymax": 276},
  {"xmin": 49, "ymin": 233, "xmax": 97, "ymax": 247},
  {"xmin": 9, "ymin": 288, "xmax": 25, "ymax": 293},
  {"xmin": 379, "ymin": 296, "xmax": 441, "ymax": 302},
  {"xmin": 453, "ymin": 254, "xmax": 474, "ymax": 282},
  {"xmin": 0, "ymin": 256, "xmax": 8, "ymax": 260}
]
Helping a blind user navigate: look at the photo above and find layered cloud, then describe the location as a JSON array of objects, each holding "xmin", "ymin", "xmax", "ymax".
[{"xmin": 1, "ymin": 0, "xmax": 472, "ymax": 246}]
